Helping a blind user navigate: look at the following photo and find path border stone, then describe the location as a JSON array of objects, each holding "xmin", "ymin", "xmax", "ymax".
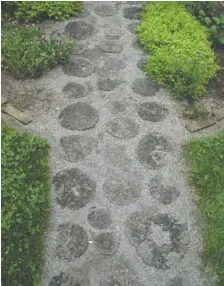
[
  {"xmin": 2, "ymin": 103, "xmax": 32, "ymax": 125},
  {"xmin": 186, "ymin": 116, "xmax": 216, "ymax": 132},
  {"xmin": 215, "ymin": 107, "xmax": 224, "ymax": 121}
]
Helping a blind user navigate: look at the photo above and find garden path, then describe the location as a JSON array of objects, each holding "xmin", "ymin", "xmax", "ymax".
[{"xmin": 18, "ymin": 2, "xmax": 216, "ymax": 285}]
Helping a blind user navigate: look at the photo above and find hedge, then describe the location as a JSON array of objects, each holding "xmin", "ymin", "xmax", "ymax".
[
  {"xmin": 2, "ymin": 1, "xmax": 83, "ymax": 22},
  {"xmin": 1, "ymin": 122, "xmax": 50, "ymax": 286},
  {"xmin": 137, "ymin": 2, "xmax": 219, "ymax": 99},
  {"xmin": 2, "ymin": 24, "xmax": 74, "ymax": 79},
  {"xmin": 185, "ymin": 131, "xmax": 224, "ymax": 284}
]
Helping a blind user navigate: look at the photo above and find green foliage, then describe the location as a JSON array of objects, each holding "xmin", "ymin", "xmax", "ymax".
[
  {"xmin": 185, "ymin": 131, "xmax": 224, "ymax": 285},
  {"xmin": 183, "ymin": 103, "xmax": 211, "ymax": 120},
  {"xmin": 1, "ymin": 121, "xmax": 51, "ymax": 286},
  {"xmin": 207, "ymin": 14, "xmax": 224, "ymax": 46},
  {"xmin": 2, "ymin": 24, "xmax": 74, "ymax": 78},
  {"xmin": 137, "ymin": 2, "xmax": 219, "ymax": 100},
  {"xmin": 185, "ymin": 1, "xmax": 224, "ymax": 46},
  {"xmin": 3, "ymin": 1, "xmax": 83, "ymax": 22},
  {"xmin": 184, "ymin": 1, "xmax": 221, "ymax": 18}
]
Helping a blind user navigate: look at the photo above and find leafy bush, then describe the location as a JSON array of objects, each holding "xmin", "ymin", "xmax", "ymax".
[
  {"xmin": 137, "ymin": 2, "xmax": 219, "ymax": 99},
  {"xmin": 3, "ymin": 1, "xmax": 83, "ymax": 22},
  {"xmin": 185, "ymin": 1, "xmax": 224, "ymax": 47},
  {"xmin": 2, "ymin": 24, "xmax": 74, "ymax": 78},
  {"xmin": 184, "ymin": 1, "xmax": 221, "ymax": 18},
  {"xmin": 206, "ymin": 14, "xmax": 224, "ymax": 47},
  {"xmin": 1, "ymin": 121, "xmax": 50, "ymax": 286},
  {"xmin": 185, "ymin": 131, "xmax": 224, "ymax": 285}
]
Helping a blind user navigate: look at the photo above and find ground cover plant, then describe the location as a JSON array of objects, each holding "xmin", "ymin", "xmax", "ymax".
[
  {"xmin": 184, "ymin": 1, "xmax": 224, "ymax": 107},
  {"xmin": 184, "ymin": 1, "xmax": 224, "ymax": 47},
  {"xmin": 185, "ymin": 131, "xmax": 224, "ymax": 285},
  {"xmin": 1, "ymin": 1, "xmax": 83, "ymax": 78},
  {"xmin": 1, "ymin": 121, "xmax": 51, "ymax": 286},
  {"xmin": 137, "ymin": 2, "xmax": 219, "ymax": 100},
  {"xmin": 1, "ymin": 23, "xmax": 74, "ymax": 79},
  {"xmin": 2, "ymin": 1, "xmax": 83, "ymax": 22}
]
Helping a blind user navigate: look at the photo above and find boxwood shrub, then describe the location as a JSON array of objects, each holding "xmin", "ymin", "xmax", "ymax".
[
  {"xmin": 2, "ymin": 24, "xmax": 74, "ymax": 79},
  {"xmin": 1, "ymin": 121, "xmax": 50, "ymax": 286},
  {"xmin": 137, "ymin": 2, "xmax": 219, "ymax": 99},
  {"xmin": 3, "ymin": 1, "xmax": 83, "ymax": 22}
]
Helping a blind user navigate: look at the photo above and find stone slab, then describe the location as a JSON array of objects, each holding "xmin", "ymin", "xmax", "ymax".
[
  {"xmin": 95, "ymin": 4, "xmax": 118, "ymax": 17},
  {"xmin": 105, "ymin": 27, "xmax": 123, "ymax": 39},
  {"xmin": 186, "ymin": 116, "xmax": 216, "ymax": 132},
  {"xmin": 1, "ymin": 99, "xmax": 8, "ymax": 105},
  {"xmin": 64, "ymin": 21, "xmax": 94, "ymax": 41},
  {"xmin": 99, "ymin": 40, "xmax": 123, "ymax": 53},
  {"xmin": 123, "ymin": 7, "xmax": 143, "ymax": 20},
  {"xmin": 215, "ymin": 107, "xmax": 224, "ymax": 121},
  {"xmin": 63, "ymin": 58, "xmax": 95, "ymax": 77},
  {"xmin": 2, "ymin": 104, "xmax": 32, "ymax": 125},
  {"xmin": 58, "ymin": 102, "xmax": 99, "ymax": 131},
  {"xmin": 73, "ymin": 43, "xmax": 87, "ymax": 55}
]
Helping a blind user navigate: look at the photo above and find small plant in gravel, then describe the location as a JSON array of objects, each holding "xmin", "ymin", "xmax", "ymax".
[
  {"xmin": 2, "ymin": 1, "xmax": 83, "ymax": 22},
  {"xmin": 1, "ymin": 121, "xmax": 50, "ymax": 286},
  {"xmin": 185, "ymin": 131, "xmax": 224, "ymax": 285},
  {"xmin": 137, "ymin": 2, "xmax": 219, "ymax": 100},
  {"xmin": 2, "ymin": 24, "xmax": 74, "ymax": 78},
  {"xmin": 183, "ymin": 103, "xmax": 211, "ymax": 120}
]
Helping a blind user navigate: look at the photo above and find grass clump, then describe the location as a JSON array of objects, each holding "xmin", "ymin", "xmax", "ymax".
[
  {"xmin": 183, "ymin": 103, "xmax": 211, "ymax": 120},
  {"xmin": 137, "ymin": 2, "xmax": 219, "ymax": 100},
  {"xmin": 2, "ymin": 24, "xmax": 74, "ymax": 78},
  {"xmin": 185, "ymin": 131, "xmax": 224, "ymax": 285},
  {"xmin": 1, "ymin": 121, "xmax": 51, "ymax": 286},
  {"xmin": 2, "ymin": 1, "xmax": 83, "ymax": 22}
]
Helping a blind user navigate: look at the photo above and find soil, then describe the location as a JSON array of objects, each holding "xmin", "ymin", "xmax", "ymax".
[
  {"xmin": 1, "ymin": 70, "xmax": 54, "ymax": 117},
  {"xmin": 206, "ymin": 47, "xmax": 224, "ymax": 103}
]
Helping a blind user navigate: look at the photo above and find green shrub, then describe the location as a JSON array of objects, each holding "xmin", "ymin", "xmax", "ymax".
[
  {"xmin": 185, "ymin": 131, "xmax": 224, "ymax": 285},
  {"xmin": 1, "ymin": 121, "xmax": 50, "ymax": 286},
  {"xmin": 137, "ymin": 2, "xmax": 219, "ymax": 99},
  {"xmin": 184, "ymin": 1, "xmax": 222, "ymax": 18},
  {"xmin": 2, "ymin": 24, "xmax": 74, "ymax": 78},
  {"xmin": 3, "ymin": 1, "xmax": 83, "ymax": 22},
  {"xmin": 185, "ymin": 2, "xmax": 224, "ymax": 47}
]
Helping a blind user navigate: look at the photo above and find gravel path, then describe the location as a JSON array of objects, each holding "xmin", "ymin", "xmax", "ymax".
[{"xmin": 6, "ymin": 2, "xmax": 222, "ymax": 285}]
